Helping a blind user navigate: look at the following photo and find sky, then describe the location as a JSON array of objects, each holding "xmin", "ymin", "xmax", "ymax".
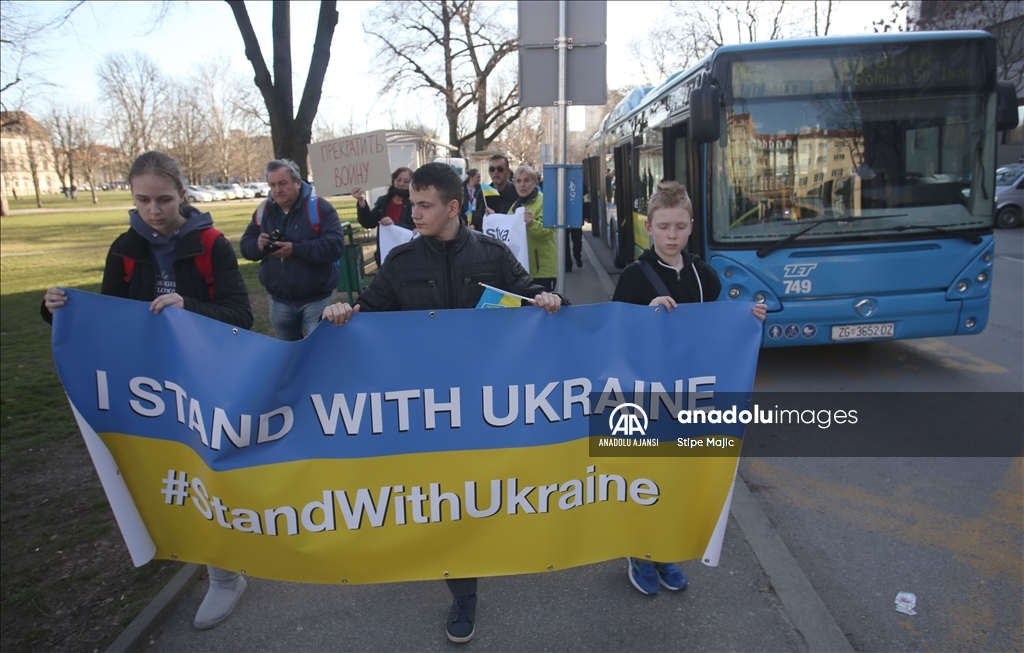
[{"xmin": 8, "ymin": 0, "xmax": 896, "ymax": 140}]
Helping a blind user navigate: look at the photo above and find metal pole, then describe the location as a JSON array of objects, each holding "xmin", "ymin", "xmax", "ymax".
[{"xmin": 555, "ymin": 0, "xmax": 567, "ymax": 295}]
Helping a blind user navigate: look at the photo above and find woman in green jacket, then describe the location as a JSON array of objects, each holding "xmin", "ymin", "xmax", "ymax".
[{"xmin": 510, "ymin": 165, "xmax": 557, "ymax": 291}]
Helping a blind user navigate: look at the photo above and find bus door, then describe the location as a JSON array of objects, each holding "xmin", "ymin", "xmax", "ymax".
[
  {"xmin": 582, "ymin": 155, "xmax": 602, "ymax": 237},
  {"xmin": 613, "ymin": 143, "xmax": 636, "ymax": 268},
  {"xmin": 664, "ymin": 121, "xmax": 705, "ymax": 259}
]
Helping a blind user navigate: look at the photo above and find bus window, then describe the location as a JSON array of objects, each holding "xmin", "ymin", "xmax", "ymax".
[{"xmin": 674, "ymin": 136, "xmax": 689, "ymax": 187}]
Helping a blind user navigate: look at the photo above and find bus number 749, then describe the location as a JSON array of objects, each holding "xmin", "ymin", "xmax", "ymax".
[{"xmin": 784, "ymin": 280, "xmax": 812, "ymax": 294}]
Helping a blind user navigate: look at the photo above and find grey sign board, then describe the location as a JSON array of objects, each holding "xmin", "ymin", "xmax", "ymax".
[{"xmin": 518, "ymin": 0, "xmax": 608, "ymax": 107}]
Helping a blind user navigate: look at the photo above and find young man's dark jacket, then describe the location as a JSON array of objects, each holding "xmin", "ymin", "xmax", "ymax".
[
  {"xmin": 240, "ymin": 180, "xmax": 345, "ymax": 303},
  {"xmin": 41, "ymin": 208, "xmax": 253, "ymax": 329},
  {"xmin": 612, "ymin": 248, "xmax": 722, "ymax": 306},
  {"xmin": 356, "ymin": 224, "xmax": 567, "ymax": 312}
]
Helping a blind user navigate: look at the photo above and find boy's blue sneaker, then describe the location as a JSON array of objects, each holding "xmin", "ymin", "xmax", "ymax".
[
  {"xmin": 627, "ymin": 558, "xmax": 661, "ymax": 595},
  {"xmin": 655, "ymin": 563, "xmax": 689, "ymax": 591}
]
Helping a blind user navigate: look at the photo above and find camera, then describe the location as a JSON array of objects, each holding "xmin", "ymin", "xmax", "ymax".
[{"xmin": 263, "ymin": 229, "xmax": 283, "ymax": 253}]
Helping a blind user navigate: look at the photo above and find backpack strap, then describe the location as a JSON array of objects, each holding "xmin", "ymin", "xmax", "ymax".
[
  {"xmin": 637, "ymin": 259, "xmax": 672, "ymax": 299},
  {"xmin": 122, "ymin": 257, "xmax": 136, "ymax": 285},
  {"xmin": 256, "ymin": 195, "xmax": 321, "ymax": 233},
  {"xmin": 195, "ymin": 228, "xmax": 222, "ymax": 301},
  {"xmin": 254, "ymin": 199, "xmax": 269, "ymax": 227}
]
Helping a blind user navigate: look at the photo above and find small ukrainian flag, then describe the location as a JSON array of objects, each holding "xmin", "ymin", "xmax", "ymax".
[
  {"xmin": 475, "ymin": 283, "xmax": 530, "ymax": 309},
  {"xmin": 480, "ymin": 183, "xmax": 499, "ymax": 201}
]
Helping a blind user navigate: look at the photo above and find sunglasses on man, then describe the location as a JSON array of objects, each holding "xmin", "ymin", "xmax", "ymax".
[{"xmin": 489, "ymin": 166, "xmax": 506, "ymax": 173}]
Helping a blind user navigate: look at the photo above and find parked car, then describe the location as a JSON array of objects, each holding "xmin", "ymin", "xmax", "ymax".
[
  {"xmin": 994, "ymin": 163, "xmax": 1024, "ymax": 229},
  {"xmin": 186, "ymin": 186, "xmax": 214, "ymax": 203},
  {"xmin": 231, "ymin": 183, "xmax": 255, "ymax": 199},
  {"xmin": 213, "ymin": 183, "xmax": 241, "ymax": 199},
  {"xmin": 202, "ymin": 185, "xmax": 228, "ymax": 201},
  {"xmin": 244, "ymin": 183, "xmax": 269, "ymax": 198}
]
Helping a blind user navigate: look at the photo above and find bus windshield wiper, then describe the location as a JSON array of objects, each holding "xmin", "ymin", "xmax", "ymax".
[
  {"xmin": 755, "ymin": 214, "xmax": 906, "ymax": 258},
  {"xmin": 887, "ymin": 224, "xmax": 982, "ymax": 244}
]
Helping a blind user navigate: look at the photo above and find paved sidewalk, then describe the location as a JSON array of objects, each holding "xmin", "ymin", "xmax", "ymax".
[
  {"xmin": 145, "ymin": 516, "xmax": 805, "ymax": 652},
  {"xmin": 116, "ymin": 229, "xmax": 846, "ymax": 652}
]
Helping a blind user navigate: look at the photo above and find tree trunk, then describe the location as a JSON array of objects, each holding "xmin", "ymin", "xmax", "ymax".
[
  {"xmin": 0, "ymin": 174, "xmax": 9, "ymax": 216},
  {"xmin": 228, "ymin": 0, "xmax": 338, "ymax": 180},
  {"xmin": 26, "ymin": 138, "xmax": 43, "ymax": 208}
]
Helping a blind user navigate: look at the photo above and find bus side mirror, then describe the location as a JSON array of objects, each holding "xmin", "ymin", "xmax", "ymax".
[
  {"xmin": 996, "ymin": 81, "xmax": 1019, "ymax": 131},
  {"xmin": 690, "ymin": 73, "xmax": 721, "ymax": 144}
]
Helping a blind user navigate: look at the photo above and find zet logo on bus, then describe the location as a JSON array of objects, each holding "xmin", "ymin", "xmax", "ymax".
[
  {"xmin": 609, "ymin": 403, "xmax": 649, "ymax": 436},
  {"xmin": 783, "ymin": 263, "xmax": 817, "ymax": 278}
]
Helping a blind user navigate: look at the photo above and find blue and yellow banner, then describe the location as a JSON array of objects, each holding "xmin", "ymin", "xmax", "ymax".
[{"xmin": 52, "ymin": 290, "xmax": 761, "ymax": 584}]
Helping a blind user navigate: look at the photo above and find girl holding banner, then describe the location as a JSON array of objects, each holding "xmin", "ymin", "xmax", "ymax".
[
  {"xmin": 41, "ymin": 151, "xmax": 254, "ymax": 630},
  {"xmin": 509, "ymin": 165, "xmax": 557, "ymax": 292},
  {"xmin": 353, "ymin": 167, "xmax": 415, "ymax": 266}
]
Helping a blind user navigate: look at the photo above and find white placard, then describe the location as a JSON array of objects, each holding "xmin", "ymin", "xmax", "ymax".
[
  {"xmin": 378, "ymin": 224, "xmax": 417, "ymax": 264},
  {"xmin": 309, "ymin": 130, "xmax": 392, "ymax": 196},
  {"xmin": 483, "ymin": 208, "xmax": 530, "ymax": 272}
]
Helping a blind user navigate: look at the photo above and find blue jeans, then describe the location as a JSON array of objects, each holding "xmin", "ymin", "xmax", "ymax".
[{"xmin": 269, "ymin": 296, "xmax": 332, "ymax": 341}]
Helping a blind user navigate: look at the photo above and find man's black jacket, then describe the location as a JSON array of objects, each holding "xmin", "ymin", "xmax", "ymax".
[{"xmin": 356, "ymin": 224, "xmax": 567, "ymax": 312}]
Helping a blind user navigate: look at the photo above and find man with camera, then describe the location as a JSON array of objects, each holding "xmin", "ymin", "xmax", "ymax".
[{"xmin": 241, "ymin": 158, "xmax": 345, "ymax": 341}]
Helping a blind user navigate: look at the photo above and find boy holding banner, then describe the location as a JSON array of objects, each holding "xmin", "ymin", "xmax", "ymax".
[
  {"xmin": 321, "ymin": 162, "xmax": 566, "ymax": 643},
  {"xmin": 612, "ymin": 180, "xmax": 766, "ymax": 596}
]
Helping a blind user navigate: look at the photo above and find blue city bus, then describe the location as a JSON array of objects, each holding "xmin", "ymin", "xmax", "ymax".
[{"xmin": 584, "ymin": 31, "xmax": 1019, "ymax": 347}]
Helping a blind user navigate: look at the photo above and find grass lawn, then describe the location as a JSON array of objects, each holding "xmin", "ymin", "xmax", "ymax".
[
  {"xmin": 5, "ymin": 190, "xmax": 136, "ymax": 212},
  {"xmin": 0, "ymin": 196, "xmax": 366, "ymax": 652}
]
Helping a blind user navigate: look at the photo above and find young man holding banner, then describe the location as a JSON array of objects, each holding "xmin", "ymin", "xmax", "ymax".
[{"xmin": 321, "ymin": 162, "xmax": 566, "ymax": 643}]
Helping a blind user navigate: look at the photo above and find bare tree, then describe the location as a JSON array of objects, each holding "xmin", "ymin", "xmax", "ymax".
[
  {"xmin": 813, "ymin": 0, "xmax": 837, "ymax": 36},
  {"xmin": 911, "ymin": 0, "xmax": 1023, "ymax": 93},
  {"xmin": 227, "ymin": 0, "xmax": 339, "ymax": 179},
  {"xmin": 626, "ymin": 1, "xmax": 837, "ymax": 85},
  {"xmin": 45, "ymin": 105, "xmax": 80, "ymax": 197},
  {"xmin": 232, "ymin": 84, "xmax": 273, "ymax": 183},
  {"xmin": 872, "ymin": 1, "xmax": 909, "ymax": 33},
  {"xmin": 166, "ymin": 82, "xmax": 209, "ymax": 185},
  {"xmin": 0, "ymin": 1, "xmax": 84, "ymax": 113},
  {"xmin": 97, "ymin": 51, "xmax": 167, "ymax": 175},
  {"xmin": 502, "ymin": 107, "xmax": 545, "ymax": 168},
  {"xmin": 195, "ymin": 59, "xmax": 242, "ymax": 183},
  {"xmin": 74, "ymin": 107, "xmax": 102, "ymax": 204},
  {"xmin": 365, "ymin": 0, "xmax": 523, "ymax": 153}
]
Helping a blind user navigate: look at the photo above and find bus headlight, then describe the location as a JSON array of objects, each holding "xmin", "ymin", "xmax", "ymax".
[
  {"xmin": 956, "ymin": 281, "xmax": 969, "ymax": 292},
  {"xmin": 976, "ymin": 272, "xmax": 988, "ymax": 283},
  {"xmin": 965, "ymin": 317, "xmax": 976, "ymax": 329},
  {"xmin": 728, "ymin": 287, "xmax": 740, "ymax": 299},
  {"xmin": 753, "ymin": 292, "xmax": 766, "ymax": 303}
]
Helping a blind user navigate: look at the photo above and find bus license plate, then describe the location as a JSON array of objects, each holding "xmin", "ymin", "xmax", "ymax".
[{"xmin": 831, "ymin": 323, "xmax": 895, "ymax": 341}]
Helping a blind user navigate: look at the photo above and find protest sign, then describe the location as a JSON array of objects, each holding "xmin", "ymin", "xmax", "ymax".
[
  {"xmin": 483, "ymin": 208, "xmax": 530, "ymax": 271},
  {"xmin": 309, "ymin": 130, "xmax": 391, "ymax": 196},
  {"xmin": 52, "ymin": 291, "xmax": 761, "ymax": 583},
  {"xmin": 378, "ymin": 224, "xmax": 417, "ymax": 264}
]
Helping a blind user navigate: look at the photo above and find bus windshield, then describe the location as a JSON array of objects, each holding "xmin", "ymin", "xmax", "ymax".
[{"xmin": 709, "ymin": 40, "xmax": 996, "ymax": 246}]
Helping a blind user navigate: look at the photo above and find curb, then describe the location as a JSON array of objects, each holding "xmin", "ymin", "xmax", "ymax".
[
  {"xmin": 105, "ymin": 563, "xmax": 205, "ymax": 653},
  {"xmin": 581, "ymin": 234, "xmax": 616, "ymax": 299},
  {"xmin": 731, "ymin": 477, "xmax": 853, "ymax": 652}
]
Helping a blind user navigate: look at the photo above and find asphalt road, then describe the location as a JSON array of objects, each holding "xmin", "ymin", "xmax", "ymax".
[{"xmin": 739, "ymin": 227, "xmax": 1023, "ymax": 652}]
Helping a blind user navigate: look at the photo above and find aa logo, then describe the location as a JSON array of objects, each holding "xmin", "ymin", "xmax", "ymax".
[{"xmin": 609, "ymin": 403, "xmax": 648, "ymax": 436}]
